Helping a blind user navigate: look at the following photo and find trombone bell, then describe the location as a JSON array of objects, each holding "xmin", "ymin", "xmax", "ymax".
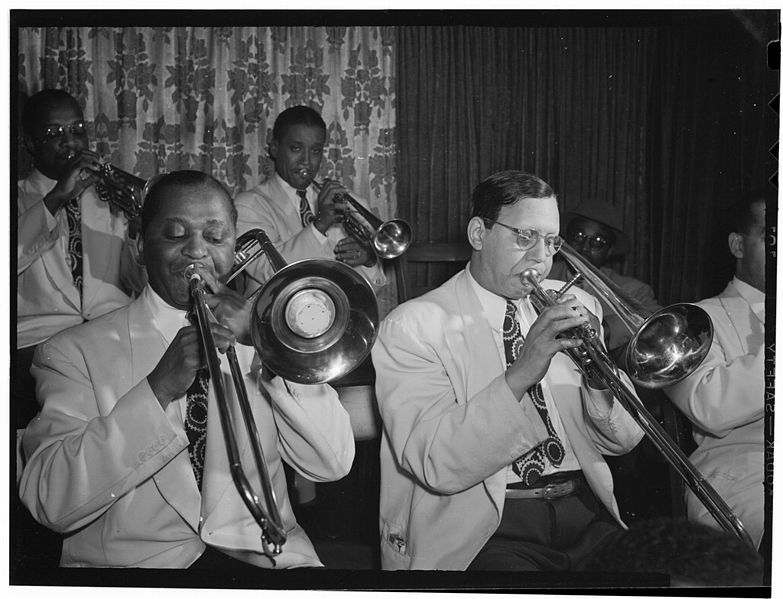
[
  {"xmin": 251, "ymin": 259, "xmax": 379, "ymax": 384},
  {"xmin": 626, "ymin": 303, "xmax": 714, "ymax": 388}
]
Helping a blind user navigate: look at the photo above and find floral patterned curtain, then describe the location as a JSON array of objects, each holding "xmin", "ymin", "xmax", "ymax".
[{"xmin": 17, "ymin": 26, "xmax": 398, "ymax": 312}]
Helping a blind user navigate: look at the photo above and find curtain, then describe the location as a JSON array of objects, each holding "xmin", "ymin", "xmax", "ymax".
[
  {"xmin": 398, "ymin": 25, "xmax": 659, "ymax": 294},
  {"xmin": 648, "ymin": 14, "xmax": 778, "ymax": 302},
  {"xmin": 398, "ymin": 17, "xmax": 777, "ymax": 304},
  {"xmin": 17, "ymin": 26, "xmax": 399, "ymax": 313}
]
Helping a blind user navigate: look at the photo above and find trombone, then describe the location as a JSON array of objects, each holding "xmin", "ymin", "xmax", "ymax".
[
  {"xmin": 310, "ymin": 179, "xmax": 413, "ymax": 259},
  {"xmin": 186, "ymin": 264, "xmax": 286, "ymax": 559},
  {"xmin": 521, "ymin": 243, "xmax": 754, "ymax": 547},
  {"xmin": 185, "ymin": 229, "xmax": 379, "ymax": 558}
]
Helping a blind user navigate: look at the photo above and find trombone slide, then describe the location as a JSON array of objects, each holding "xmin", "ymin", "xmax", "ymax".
[
  {"xmin": 521, "ymin": 268, "xmax": 754, "ymax": 547},
  {"xmin": 186, "ymin": 265, "xmax": 287, "ymax": 558}
]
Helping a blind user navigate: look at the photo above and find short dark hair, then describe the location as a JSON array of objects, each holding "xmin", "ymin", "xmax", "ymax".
[
  {"xmin": 141, "ymin": 170, "xmax": 236, "ymax": 236},
  {"xmin": 470, "ymin": 171, "xmax": 556, "ymax": 223},
  {"xmin": 272, "ymin": 105, "xmax": 326, "ymax": 141},
  {"xmin": 728, "ymin": 189, "xmax": 768, "ymax": 236},
  {"xmin": 22, "ymin": 89, "xmax": 82, "ymax": 137},
  {"xmin": 581, "ymin": 517, "xmax": 763, "ymax": 586}
]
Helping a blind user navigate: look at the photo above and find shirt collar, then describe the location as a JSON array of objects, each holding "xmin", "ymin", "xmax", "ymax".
[
  {"xmin": 28, "ymin": 168, "xmax": 57, "ymax": 194},
  {"xmin": 732, "ymin": 276, "xmax": 765, "ymax": 322},
  {"xmin": 274, "ymin": 172, "xmax": 309, "ymax": 205},
  {"xmin": 142, "ymin": 284, "xmax": 190, "ymax": 345},
  {"xmin": 466, "ymin": 264, "xmax": 528, "ymax": 333}
]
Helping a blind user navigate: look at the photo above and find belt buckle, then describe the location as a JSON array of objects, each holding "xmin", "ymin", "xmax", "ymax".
[{"xmin": 542, "ymin": 481, "xmax": 568, "ymax": 499}]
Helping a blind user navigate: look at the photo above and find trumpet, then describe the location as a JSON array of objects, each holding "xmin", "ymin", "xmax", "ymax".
[
  {"xmin": 309, "ymin": 177, "xmax": 412, "ymax": 259},
  {"xmin": 521, "ymin": 243, "xmax": 754, "ymax": 547},
  {"xmin": 93, "ymin": 163, "xmax": 146, "ymax": 220}
]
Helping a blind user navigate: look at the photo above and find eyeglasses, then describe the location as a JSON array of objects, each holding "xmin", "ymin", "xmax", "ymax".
[
  {"xmin": 569, "ymin": 230, "xmax": 612, "ymax": 251},
  {"xmin": 41, "ymin": 121, "xmax": 87, "ymax": 140},
  {"xmin": 483, "ymin": 218, "xmax": 563, "ymax": 255}
]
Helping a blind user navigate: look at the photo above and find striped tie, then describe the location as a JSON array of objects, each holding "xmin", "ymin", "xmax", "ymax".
[
  {"xmin": 297, "ymin": 188, "xmax": 315, "ymax": 228},
  {"xmin": 503, "ymin": 301, "xmax": 565, "ymax": 486}
]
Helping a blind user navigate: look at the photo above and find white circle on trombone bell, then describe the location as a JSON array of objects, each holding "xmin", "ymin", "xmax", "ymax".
[{"xmin": 284, "ymin": 289, "xmax": 336, "ymax": 339}]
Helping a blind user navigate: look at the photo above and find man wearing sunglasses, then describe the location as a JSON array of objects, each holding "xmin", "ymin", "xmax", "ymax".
[
  {"xmin": 549, "ymin": 201, "xmax": 662, "ymax": 360},
  {"xmin": 17, "ymin": 89, "xmax": 143, "ymax": 427},
  {"xmin": 372, "ymin": 171, "xmax": 643, "ymax": 571}
]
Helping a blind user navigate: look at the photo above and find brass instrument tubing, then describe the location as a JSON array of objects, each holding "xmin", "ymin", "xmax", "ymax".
[
  {"xmin": 186, "ymin": 266, "xmax": 287, "ymax": 558},
  {"xmin": 522, "ymin": 269, "xmax": 755, "ymax": 547}
]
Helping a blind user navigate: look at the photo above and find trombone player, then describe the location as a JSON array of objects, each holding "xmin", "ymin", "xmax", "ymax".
[
  {"xmin": 372, "ymin": 171, "xmax": 644, "ymax": 571},
  {"xmin": 19, "ymin": 170, "xmax": 355, "ymax": 568}
]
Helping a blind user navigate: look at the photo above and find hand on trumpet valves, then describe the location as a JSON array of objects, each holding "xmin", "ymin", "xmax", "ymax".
[
  {"xmin": 312, "ymin": 178, "xmax": 348, "ymax": 235},
  {"xmin": 504, "ymin": 294, "xmax": 589, "ymax": 399},
  {"xmin": 42, "ymin": 148, "xmax": 102, "ymax": 216}
]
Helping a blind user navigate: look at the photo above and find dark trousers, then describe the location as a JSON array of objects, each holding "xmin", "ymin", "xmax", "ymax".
[{"xmin": 468, "ymin": 474, "xmax": 620, "ymax": 571}]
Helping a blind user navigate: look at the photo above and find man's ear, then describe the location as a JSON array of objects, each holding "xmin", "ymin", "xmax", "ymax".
[
  {"xmin": 728, "ymin": 232, "xmax": 744, "ymax": 259},
  {"xmin": 467, "ymin": 216, "xmax": 486, "ymax": 251},
  {"xmin": 268, "ymin": 139, "xmax": 278, "ymax": 161}
]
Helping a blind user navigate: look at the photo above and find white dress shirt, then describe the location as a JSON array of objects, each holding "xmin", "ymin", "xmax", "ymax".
[{"xmin": 464, "ymin": 265, "xmax": 581, "ymax": 484}]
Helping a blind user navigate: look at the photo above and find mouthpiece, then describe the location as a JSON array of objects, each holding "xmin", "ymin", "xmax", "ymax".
[
  {"xmin": 184, "ymin": 263, "xmax": 203, "ymax": 283},
  {"xmin": 521, "ymin": 268, "xmax": 540, "ymax": 285}
]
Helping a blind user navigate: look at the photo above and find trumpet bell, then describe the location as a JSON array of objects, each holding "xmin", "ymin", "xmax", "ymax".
[
  {"xmin": 626, "ymin": 303, "xmax": 714, "ymax": 388},
  {"xmin": 373, "ymin": 219, "xmax": 413, "ymax": 259},
  {"xmin": 251, "ymin": 259, "xmax": 379, "ymax": 384}
]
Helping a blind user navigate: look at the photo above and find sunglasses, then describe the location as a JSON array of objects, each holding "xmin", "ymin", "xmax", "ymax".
[
  {"xmin": 569, "ymin": 230, "xmax": 612, "ymax": 250},
  {"xmin": 41, "ymin": 121, "xmax": 87, "ymax": 140}
]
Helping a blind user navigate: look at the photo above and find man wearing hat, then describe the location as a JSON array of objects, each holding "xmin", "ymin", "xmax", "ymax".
[{"xmin": 548, "ymin": 200, "xmax": 661, "ymax": 360}]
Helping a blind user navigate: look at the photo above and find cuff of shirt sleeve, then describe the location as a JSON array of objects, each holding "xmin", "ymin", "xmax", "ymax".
[
  {"xmin": 583, "ymin": 383, "xmax": 616, "ymax": 420},
  {"xmin": 309, "ymin": 222, "xmax": 328, "ymax": 243}
]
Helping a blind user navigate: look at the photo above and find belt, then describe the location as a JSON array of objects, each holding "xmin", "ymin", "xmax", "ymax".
[{"xmin": 505, "ymin": 477, "xmax": 581, "ymax": 500}]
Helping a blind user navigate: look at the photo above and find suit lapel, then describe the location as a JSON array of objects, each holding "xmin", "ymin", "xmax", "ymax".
[{"xmin": 127, "ymin": 296, "xmax": 203, "ymax": 533}]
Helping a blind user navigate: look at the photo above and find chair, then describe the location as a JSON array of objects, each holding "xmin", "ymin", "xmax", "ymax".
[{"xmin": 394, "ymin": 241, "xmax": 472, "ymax": 302}]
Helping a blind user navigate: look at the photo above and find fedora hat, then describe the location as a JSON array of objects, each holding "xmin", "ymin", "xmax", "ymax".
[{"xmin": 563, "ymin": 200, "xmax": 631, "ymax": 255}]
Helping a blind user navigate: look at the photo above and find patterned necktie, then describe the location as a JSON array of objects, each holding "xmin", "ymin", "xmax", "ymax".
[
  {"xmin": 185, "ymin": 367, "xmax": 210, "ymax": 490},
  {"xmin": 297, "ymin": 188, "xmax": 315, "ymax": 228},
  {"xmin": 503, "ymin": 301, "xmax": 565, "ymax": 486},
  {"xmin": 63, "ymin": 195, "xmax": 83, "ymax": 293}
]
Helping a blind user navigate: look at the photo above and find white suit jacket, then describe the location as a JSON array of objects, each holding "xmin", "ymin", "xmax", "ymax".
[
  {"xmin": 19, "ymin": 288, "xmax": 355, "ymax": 568},
  {"xmin": 665, "ymin": 279, "xmax": 764, "ymax": 546},
  {"xmin": 234, "ymin": 174, "xmax": 386, "ymax": 291},
  {"xmin": 372, "ymin": 269, "xmax": 644, "ymax": 570},
  {"xmin": 17, "ymin": 169, "xmax": 143, "ymax": 348}
]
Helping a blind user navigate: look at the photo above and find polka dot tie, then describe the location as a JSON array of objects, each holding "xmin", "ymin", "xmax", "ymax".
[
  {"xmin": 503, "ymin": 301, "xmax": 565, "ymax": 485},
  {"xmin": 297, "ymin": 189, "xmax": 315, "ymax": 228},
  {"xmin": 185, "ymin": 368, "xmax": 209, "ymax": 490}
]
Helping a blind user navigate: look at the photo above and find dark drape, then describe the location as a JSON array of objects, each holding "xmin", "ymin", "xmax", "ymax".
[
  {"xmin": 648, "ymin": 13, "xmax": 778, "ymax": 302},
  {"xmin": 398, "ymin": 13, "xmax": 778, "ymax": 304}
]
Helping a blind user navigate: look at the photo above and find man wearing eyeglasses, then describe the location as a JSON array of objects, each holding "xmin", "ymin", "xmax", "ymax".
[
  {"xmin": 372, "ymin": 171, "xmax": 644, "ymax": 571},
  {"xmin": 549, "ymin": 201, "xmax": 661, "ymax": 360},
  {"xmin": 17, "ymin": 89, "xmax": 143, "ymax": 426}
]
